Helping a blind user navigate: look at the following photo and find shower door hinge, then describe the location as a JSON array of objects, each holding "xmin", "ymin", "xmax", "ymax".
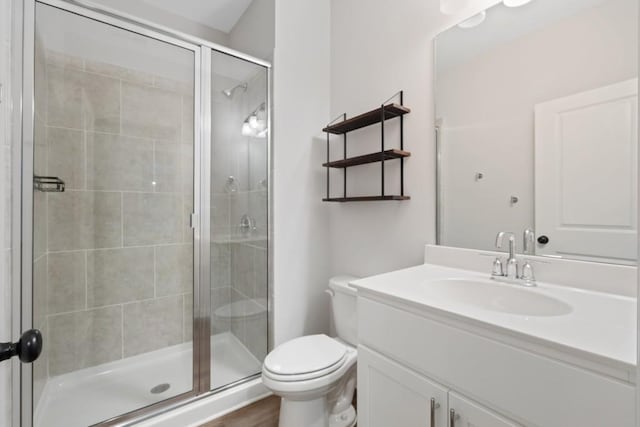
[{"xmin": 190, "ymin": 213, "xmax": 198, "ymax": 229}]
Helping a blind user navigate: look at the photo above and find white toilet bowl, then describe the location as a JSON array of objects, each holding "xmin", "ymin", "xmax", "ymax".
[
  {"xmin": 262, "ymin": 276, "xmax": 360, "ymax": 427},
  {"xmin": 262, "ymin": 334, "xmax": 357, "ymax": 427}
]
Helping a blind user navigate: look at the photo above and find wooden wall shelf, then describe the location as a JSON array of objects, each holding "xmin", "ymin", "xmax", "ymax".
[
  {"xmin": 322, "ymin": 104, "xmax": 411, "ymax": 135},
  {"xmin": 322, "ymin": 92, "xmax": 410, "ymax": 202},
  {"xmin": 322, "ymin": 149, "xmax": 411, "ymax": 168}
]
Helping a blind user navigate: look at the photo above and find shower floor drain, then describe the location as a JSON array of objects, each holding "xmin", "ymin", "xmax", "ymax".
[{"xmin": 150, "ymin": 383, "xmax": 171, "ymax": 394}]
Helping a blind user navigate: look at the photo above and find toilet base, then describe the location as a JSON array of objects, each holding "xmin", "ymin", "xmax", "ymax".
[
  {"xmin": 278, "ymin": 399, "xmax": 356, "ymax": 427},
  {"xmin": 278, "ymin": 397, "xmax": 327, "ymax": 427},
  {"xmin": 329, "ymin": 405, "xmax": 356, "ymax": 427}
]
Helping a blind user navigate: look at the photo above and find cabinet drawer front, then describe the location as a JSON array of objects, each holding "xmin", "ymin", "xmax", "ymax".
[
  {"xmin": 449, "ymin": 392, "xmax": 520, "ymax": 427},
  {"xmin": 358, "ymin": 345, "xmax": 448, "ymax": 427},
  {"xmin": 358, "ymin": 297, "xmax": 635, "ymax": 427}
]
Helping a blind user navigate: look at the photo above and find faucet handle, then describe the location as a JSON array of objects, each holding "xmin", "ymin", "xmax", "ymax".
[
  {"xmin": 523, "ymin": 228, "xmax": 535, "ymax": 255},
  {"xmin": 491, "ymin": 257, "xmax": 504, "ymax": 277},
  {"xmin": 520, "ymin": 260, "xmax": 535, "ymax": 283}
]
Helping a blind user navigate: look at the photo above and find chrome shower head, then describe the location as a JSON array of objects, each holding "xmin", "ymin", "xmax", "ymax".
[{"xmin": 222, "ymin": 82, "xmax": 248, "ymax": 98}]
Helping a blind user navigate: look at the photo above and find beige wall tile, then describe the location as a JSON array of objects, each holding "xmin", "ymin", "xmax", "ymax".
[
  {"xmin": 123, "ymin": 295, "xmax": 183, "ymax": 357},
  {"xmin": 253, "ymin": 247, "xmax": 268, "ymax": 301},
  {"xmin": 87, "ymin": 247, "xmax": 154, "ymax": 307},
  {"xmin": 86, "ymin": 132, "xmax": 153, "ymax": 192},
  {"xmin": 153, "ymin": 142, "xmax": 180, "ymax": 193},
  {"xmin": 47, "ymin": 127, "xmax": 85, "ymax": 190},
  {"xmin": 245, "ymin": 312, "xmax": 268, "ymax": 362},
  {"xmin": 212, "ymin": 243, "xmax": 230, "ymax": 289},
  {"xmin": 81, "ymin": 72, "xmax": 120, "ymax": 133},
  {"xmin": 34, "ymin": 41, "xmax": 48, "ymax": 121},
  {"xmin": 229, "ymin": 288, "xmax": 245, "ymax": 344},
  {"xmin": 33, "ymin": 320, "xmax": 48, "ymax": 406},
  {"xmin": 248, "ymin": 189, "xmax": 268, "ymax": 234},
  {"xmin": 45, "ymin": 50, "xmax": 84, "ymax": 71},
  {"xmin": 211, "ymin": 194, "xmax": 230, "ymax": 236},
  {"xmin": 181, "ymin": 95, "xmax": 194, "ymax": 144},
  {"xmin": 47, "ymin": 66, "xmax": 83, "ymax": 129},
  {"xmin": 229, "ymin": 192, "xmax": 249, "ymax": 232},
  {"xmin": 47, "ymin": 251, "xmax": 86, "ymax": 315},
  {"xmin": 182, "ymin": 195, "xmax": 194, "ymax": 244},
  {"xmin": 180, "ymin": 143, "xmax": 194, "ymax": 195},
  {"xmin": 211, "ymin": 286, "xmax": 231, "ymax": 334},
  {"xmin": 34, "ymin": 118, "xmax": 47, "ymax": 158},
  {"xmin": 231, "ymin": 243, "xmax": 255, "ymax": 299},
  {"xmin": 33, "ymin": 191, "xmax": 47, "ymax": 259},
  {"xmin": 121, "ymin": 82, "xmax": 181, "ymax": 140},
  {"xmin": 84, "ymin": 58, "xmax": 154, "ymax": 86},
  {"xmin": 156, "ymin": 244, "xmax": 193, "ymax": 297},
  {"xmin": 33, "ymin": 256, "xmax": 47, "ymax": 325},
  {"xmin": 154, "ymin": 76, "xmax": 192, "ymax": 95},
  {"xmin": 123, "ymin": 193, "xmax": 182, "ymax": 246},
  {"xmin": 48, "ymin": 191, "xmax": 122, "ymax": 251},
  {"xmin": 48, "ymin": 306, "xmax": 122, "ymax": 376},
  {"xmin": 47, "ymin": 66, "xmax": 121, "ymax": 132}
]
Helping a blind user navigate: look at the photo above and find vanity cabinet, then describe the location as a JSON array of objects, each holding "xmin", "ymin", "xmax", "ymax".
[
  {"xmin": 449, "ymin": 392, "xmax": 519, "ymax": 427},
  {"xmin": 358, "ymin": 346, "xmax": 519, "ymax": 427},
  {"xmin": 356, "ymin": 295, "xmax": 635, "ymax": 427},
  {"xmin": 358, "ymin": 346, "xmax": 448, "ymax": 427}
]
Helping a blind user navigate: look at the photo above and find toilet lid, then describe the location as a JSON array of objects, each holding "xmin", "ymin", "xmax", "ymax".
[{"xmin": 264, "ymin": 334, "xmax": 347, "ymax": 376}]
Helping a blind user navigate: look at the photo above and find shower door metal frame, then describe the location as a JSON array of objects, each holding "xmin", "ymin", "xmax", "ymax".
[
  {"xmin": 18, "ymin": 1, "xmax": 204, "ymax": 425},
  {"xmin": 15, "ymin": 0, "xmax": 273, "ymax": 426}
]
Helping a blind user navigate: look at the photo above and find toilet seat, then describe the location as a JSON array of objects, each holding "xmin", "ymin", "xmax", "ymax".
[{"xmin": 263, "ymin": 334, "xmax": 348, "ymax": 382}]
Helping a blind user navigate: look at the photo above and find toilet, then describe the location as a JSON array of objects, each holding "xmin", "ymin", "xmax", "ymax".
[{"xmin": 261, "ymin": 276, "xmax": 359, "ymax": 427}]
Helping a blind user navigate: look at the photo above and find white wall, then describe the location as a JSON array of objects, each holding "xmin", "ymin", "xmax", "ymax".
[
  {"xmin": 438, "ymin": 0, "xmax": 638, "ymax": 252},
  {"xmin": 272, "ymin": 0, "xmax": 331, "ymax": 345},
  {"xmin": 229, "ymin": 0, "xmax": 275, "ymax": 61},
  {"xmin": 328, "ymin": 0, "xmax": 500, "ymax": 278},
  {"xmin": 0, "ymin": 0, "xmax": 12, "ymax": 425}
]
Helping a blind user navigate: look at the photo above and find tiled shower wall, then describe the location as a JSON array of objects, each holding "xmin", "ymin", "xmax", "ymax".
[
  {"xmin": 32, "ymin": 48, "xmax": 195, "ymax": 382},
  {"xmin": 211, "ymin": 68, "xmax": 268, "ymax": 362}
]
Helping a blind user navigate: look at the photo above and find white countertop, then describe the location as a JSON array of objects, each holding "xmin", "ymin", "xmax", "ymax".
[{"xmin": 351, "ymin": 263, "xmax": 637, "ymax": 376}]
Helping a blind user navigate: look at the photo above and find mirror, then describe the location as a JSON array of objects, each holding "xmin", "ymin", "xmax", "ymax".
[{"xmin": 435, "ymin": 0, "xmax": 638, "ymax": 265}]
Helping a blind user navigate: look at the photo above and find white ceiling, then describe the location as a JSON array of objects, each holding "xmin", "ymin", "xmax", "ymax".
[{"xmin": 140, "ymin": 0, "xmax": 253, "ymax": 33}]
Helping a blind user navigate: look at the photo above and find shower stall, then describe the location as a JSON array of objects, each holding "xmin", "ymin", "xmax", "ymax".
[{"xmin": 16, "ymin": 1, "xmax": 271, "ymax": 426}]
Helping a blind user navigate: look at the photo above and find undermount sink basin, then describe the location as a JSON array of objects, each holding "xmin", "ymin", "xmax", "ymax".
[{"xmin": 425, "ymin": 279, "xmax": 573, "ymax": 317}]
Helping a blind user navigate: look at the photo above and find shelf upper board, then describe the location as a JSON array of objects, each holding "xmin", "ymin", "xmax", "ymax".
[
  {"xmin": 323, "ymin": 149, "xmax": 411, "ymax": 168},
  {"xmin": 323, "ymin": 104, "xmax": 411, "ymax": 135},
  {"xmin": 323, "ymin": 195, "xmax": 411, "ymax": 202}
]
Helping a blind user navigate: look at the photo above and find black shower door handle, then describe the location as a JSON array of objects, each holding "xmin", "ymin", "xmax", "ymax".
[{"xmin": 0, "ymin": 329, "xmax": 43, "ymax": 364}]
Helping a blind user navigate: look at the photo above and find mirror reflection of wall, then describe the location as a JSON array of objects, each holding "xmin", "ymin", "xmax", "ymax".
[{"xmin": 435, "ymin": 0, "xmax": 638, "ymax": 265}]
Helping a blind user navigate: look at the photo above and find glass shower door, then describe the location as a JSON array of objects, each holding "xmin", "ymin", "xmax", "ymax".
[
  {"xmin": 31, "ymin": 3, "xmax": 196, "ymax": 426},
  {"xmin": 209, "ymin": 51, "xmax": 269, "ymax": 390}
]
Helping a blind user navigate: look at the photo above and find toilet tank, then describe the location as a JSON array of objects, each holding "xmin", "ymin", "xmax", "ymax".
[{"xmin": 328, "ymin": 275, "xmax": 359, "ymax": 346}]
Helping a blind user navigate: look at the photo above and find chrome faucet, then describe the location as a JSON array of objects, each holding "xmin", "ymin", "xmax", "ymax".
[
  {"xmin": 492, "ymin": 231, "xmax": 536, "ymax": 287},
  {"xmin": 495, "ymin": 231, "xmax": 517, "ymax": 279}
]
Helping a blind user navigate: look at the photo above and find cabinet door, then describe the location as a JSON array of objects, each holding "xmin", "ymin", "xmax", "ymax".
[
  {"xmin": 358, "ymin": 345, "xmax": 448, "ymax": 427},
  {"xmin": 449, "ymin": 392, "xmax": 520, "ymax": 427}
]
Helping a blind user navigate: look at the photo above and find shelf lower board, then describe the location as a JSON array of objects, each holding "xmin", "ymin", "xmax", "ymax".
[
  {"xmin": 323, "ymin": 149, "xmax": 411, "ymax": 168},
  {"xmin": 323, "ymin": 195, "xmax": 410, "ymax": 202}
]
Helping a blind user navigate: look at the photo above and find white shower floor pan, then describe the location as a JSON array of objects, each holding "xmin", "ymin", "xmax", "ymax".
[{"xmin": 35, "ymin": 332, "xmax": 264, "ymax": 427}]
